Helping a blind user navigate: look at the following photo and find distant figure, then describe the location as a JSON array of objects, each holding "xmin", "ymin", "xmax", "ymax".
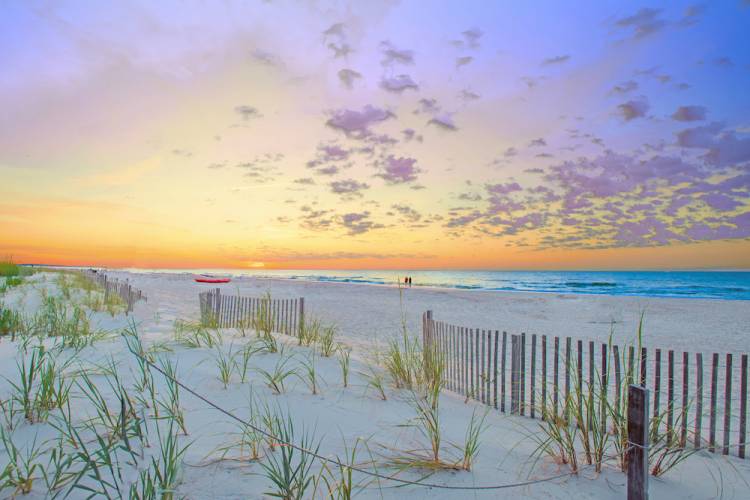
[
  {"xmin": 404, "ymin": 276, "xmax": 409, "ymax": 287},
  {"xmin": 408, "ymin": 276, "xmax": 412, "ymax": 287}
]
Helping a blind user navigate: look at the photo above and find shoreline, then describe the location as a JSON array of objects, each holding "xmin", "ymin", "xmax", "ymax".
[
  {"xmin": 72, "ymin": 266, "xmax": 750, "ymax": 302},
  {"xmin": 107, "ymin": 269, "xmax": 750, "ymax": 354}
]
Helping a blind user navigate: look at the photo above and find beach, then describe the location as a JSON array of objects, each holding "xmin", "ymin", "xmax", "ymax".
[
  {"xmin": 2, "ymin": 270, "xmax": 750, "ymax": 499},
  {"xmin": 111, "ymin": 270, "xmax": 750, "ymax": 354}
]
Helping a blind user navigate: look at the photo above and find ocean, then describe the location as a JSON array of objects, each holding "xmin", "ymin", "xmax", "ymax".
[{"xmin": 121, "ymin": 269, "xmax": 750, "ymax": 301}]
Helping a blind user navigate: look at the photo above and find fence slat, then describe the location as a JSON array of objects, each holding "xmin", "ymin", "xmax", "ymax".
[
  {"xmin": 479, "ymin": 330, "xmax": 487, "ymax": 404},
  {"xmin": 554, "ymin": 337, "xmax": 560, "ymax": 417},
  {"xmin": 486, "ymin": 330, "xmax": 492, "ymax": 406},
  {"xmin": 654, "ymin": 349, "xmax": 661, "ymax": 419},
  {"xmin": 501, "ymin": 331, "xmax": 507, "ymax": 412},
  {"xmin": 681, "ymin": 352, "xmax": 689, "ymax": 447},
  {"xmin": 565, "ymin": 337, "xmax": 571, "ymax": 422},
  {"xmin": 493, "ymin": 331, "xmax": 499, "ymax": 409},
  {"xmin": 695, "ymin": 353, "xmax": 703, "ymax": 448},
  {"xmin": 531, "ymin": 334, "xmax": 537, "ymax": 419},
  {"xmin": 667, "ymin": 350, "xmax": 675, "ymax": 445},
  {"xmin": 740, "ymin": 354, "xmax": 748, "ymax": 459},
  {"xmin": 542, "ymin": 335, "xmax": 548, "ymax": 421},
  {"xmin": 520, "ymin": 332, "xmax": 526, "ymax": 416},
  {"xmin": 614, "ymin": 345, "xmax": 622, "ymax": 411},
  {"xmin": 577, "ymin": 340, "xmax": 583, "ymax": 411},
  {"xmin": 710, "ymin": 353, "xmax": 719, "ymax": 453},
  {"xmin": 723, "ymin": 353, "xmax": 733, "ymax": 456}
]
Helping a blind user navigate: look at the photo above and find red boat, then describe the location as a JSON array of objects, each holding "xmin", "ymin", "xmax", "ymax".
[{"xmin": 194, "ymin": 276, "xmax": 231, "ymax": 284}]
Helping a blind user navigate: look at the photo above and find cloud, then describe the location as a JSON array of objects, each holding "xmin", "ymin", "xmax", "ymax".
[
  {"xmin": 326, "ymin": 105, "xmax": 393, "ymax": 138},
  {"xmin": 251, "ymin": 49, "xmax": 281, "ymax": 67},
  {"xmin": 317, "ymin": 143, "xmax": 350, "ymax": 162},
  {"xmin": 322, "ymin": 23, "xmax": 345, "ymax": 38},
  {"xmin": 671, "ymin": 105, "xmax": 707, "ymax": 122},
  {"xmin": 327, "ymin": 42, "xmax": 352, "ymax": 58},
  {"xmin": 610, "ymin": 80, "xmax": 639, "ymax": 94},
  {"xmin": 462, "ymin": 28, "xmax": 483, "ymax": 48},
  {"xmin": 416, "ymin": 98, "xmax": 441, "ymax": 114},
  {"xmin": 207, "ymin": 162, "xmax": 226, "ymax": 169},
  {"xmin": 339, "ymin": 211, "xmax": 383, "ymax": 235},
  {"xmin": 402, "ymin": 128, "xmax": 423, "ymax": 142},
  {"xmin": 380, "ymin": 74, "xmax": 419, "ymax": 93},
  {"xmin": 504, "ymin": 147, "xmax": 518, "ymax": 157},
  {"xmin": 377, "ymin": 155, "xmax": 422, "ymax": 184},
  {"xmin": 391, "ymin": 203, "xmax": 422, "ymax": 222},
  {"xmin": 486, "ymin": 182, "xmax": 522, "ymax": 195},
  {"xmin": 315, "ymin": 166, "xmax": 340, "ymax": 176},
  {"xmin": 541, "ymin": 54, "xmax": 571, "ymax": 66},
  {"xmin": 528, "ymin": 138, "xmax": 547, "ymax": 147},
  {"xmin": 458, "ymin": 192, "xmax": 482, "ymax": 202},
  {"xmin": 677, "ymin": 122, "xmax": 750, "ymax": 167},
  {"xmin": 713, "ymin": 57, "xmax": 733, "ymax": 68},
  {"xmin": 293, "ymin": 177, "xmax": 315, "ymax": 185},
  {"xmin": 614, "ymin": 8, "xmax": 666, "ymax": 39},
  {"xmin": 234, "ymin": 105, "xmax": 261, "ymax": 120},
  {"xmin": 338, "ymin": 68, "xmax": 362, "ymax": 89},
  {"xmin": 679, "ymin": 4, "xmax": 707, "ymax": 26},
  {"xmin": 459, "ymin": 89, "xmax": 481, "ymax": 101},
  {"xmin": 380, "ymin": 41, "xmax": 415, "ymax": 65},
  {"xmin": 427, "ymin": 114, "xmax": 457, "ymax": 131},
  {"xmin": 456, "ymin": 56, "xmax": 473, "ymax": 68},
  {"xmin": 329, "ymin": 179, "xmax": 369, "ymax": 197},
  {"xmin": 617, "ymin": 98, "xmax": 649, "ymax": 121}
]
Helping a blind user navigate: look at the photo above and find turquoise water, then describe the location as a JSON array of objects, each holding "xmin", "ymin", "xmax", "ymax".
[{"xmin": 122, "ymin": 268, "xmax": 750, "ymax": 301}]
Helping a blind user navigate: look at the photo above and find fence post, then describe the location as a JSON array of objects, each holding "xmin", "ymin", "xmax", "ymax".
[
  {"xmin": 298, "ymin": 297, "xmax": 305, "ymax": 338},
  {"xmin": 511, "ymin": 335, "xmax": 520, "ymax": 414},
  {"xmin": 628, "ymin": 384, "xmax": 650, "ymax": 500}
]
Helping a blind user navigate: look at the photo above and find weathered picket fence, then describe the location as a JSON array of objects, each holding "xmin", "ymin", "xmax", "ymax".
[
  {"xmin": 81, "ymin": 270, "xmax": 146, "ymax": 314},
  {"xmin": 422, "ymin": 310, "xmax": 750, "ymax": 459},
  {"xmin": 198, "ymin": 289, "xmax": 304, "ymax": 336}
]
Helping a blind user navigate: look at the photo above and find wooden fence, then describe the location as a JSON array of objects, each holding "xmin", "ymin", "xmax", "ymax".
[
  {"xmin": 81, "ymin": 271, "xmax": 146, "ymax": 314},
  {"xmin": 422, "ymin": 310, "xmax": 750, "ymax": 459},
  {"xmin": 199, "ymin": 289, "xmax": 304, "ymax": 336}
]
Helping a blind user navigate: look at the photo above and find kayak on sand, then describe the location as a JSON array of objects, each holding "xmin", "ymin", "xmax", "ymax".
[{"xmin": 194, "ymin": 275, "xmax": 231, "ymax": 284}]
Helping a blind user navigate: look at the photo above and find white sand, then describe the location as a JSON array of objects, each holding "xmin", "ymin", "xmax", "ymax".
[
  {"xmin": 114, "ymin": 270, "xmax": 750, "ymax": 354},
  {"xmin": 1, "ymin": 271, "xmax": 749, "ymax": 499}
]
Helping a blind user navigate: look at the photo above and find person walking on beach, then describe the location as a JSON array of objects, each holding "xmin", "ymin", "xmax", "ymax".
[{"xmin": 408, "ymin": 276, "xmax": 412, "ymax": 287}]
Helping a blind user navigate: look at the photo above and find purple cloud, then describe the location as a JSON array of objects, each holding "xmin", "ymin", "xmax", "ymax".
[
  {"xmin": 542, "ymin": 54, "xmax": 571, "ymax": 66},
  {"xmin": 380, "ymin": 41, "xmax": 415, "ymax": 65},
  {"xmin": 339, "ymin": 211, "xmax": 383, "ymax": 235},
  {"xmin": 338, "ymin": 69, "xmax": 362, "ymax": 89},
  {"xmin": 671, "ymin": 105, "xmax": 707, "ymax": 122},
  {"xmin": 677, "ymin": 122, "xmax": 750, "ymax": 167},
  {"xmin": 377, "ymin": 156, "xmax": 422, "ymax": 184},
  {"xmin": 402, "ymin": 128, "xmax": 423, "ymax": 142},
  {"xmin": 456, "ymin": 56, "xmax": 473, "ymax": 68},
  {"xmin": 428, "ymin": 114, "xmax": 457, "ymax": 131},
  {"xmin": 614, "ymin": 8, "xmax": 666, "ymax": 39},
  {"xmin": 617, "ymin": 98, "xmax": 649, "ymax": 121},
  {"xmin": 380, "ymin": 74, "xmax": 419, "ymax": 93},
  {"xmin": 327, "ymin": 105, "xmax": 393, "ymax": 138},
  {"xmin": 528, "ymin": 138, "xmax": 547, "ymax": 147},
  {"xmin": 329, "ymin": 179, "xmax": 369, "ymax": 197},
  {"xmin": 611, "ymin": 81, "xmax": 639, "ymax": 94},
  {"xmin": 234, "ymin": 105, "xmax": 261, "ymax": 120},
  {"xmin": 293, "ymin": 177, "xmax": 315, "ymax": 185}
]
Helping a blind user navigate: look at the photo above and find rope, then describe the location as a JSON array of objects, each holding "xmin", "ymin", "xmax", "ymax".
[{"xmin": 128, "ymin": 342, "xmax": 621, "ymax": 491}]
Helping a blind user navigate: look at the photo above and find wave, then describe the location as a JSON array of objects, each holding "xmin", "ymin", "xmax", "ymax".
[{"xmin": 564, "ymin": 281, "xmax": 618, "ymax": 288}]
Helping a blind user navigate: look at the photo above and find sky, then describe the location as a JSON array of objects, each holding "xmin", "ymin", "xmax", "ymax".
[{"xmin": 1, "ymin": 0, "xmax": 749, "ymax": 270}]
